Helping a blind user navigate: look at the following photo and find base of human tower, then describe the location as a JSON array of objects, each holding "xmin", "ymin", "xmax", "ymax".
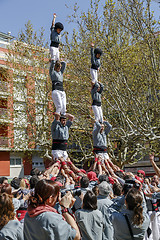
[{"xmin": 42, "ymin": 154, "xmax": 123, "ymax": 184}]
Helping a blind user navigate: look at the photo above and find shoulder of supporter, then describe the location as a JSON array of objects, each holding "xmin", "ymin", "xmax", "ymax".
[
  {"xmin": 0, "ymin": 220, "xmax": 23, "ymax": 240},
  {"xmin": 25, "ymin": 211, "xmax": 76, "ymax": 240},
  {"xmin": 75, "ymin": 208, "xmax": 103, "ymax": 220},
  {"xmin": 110, "ymin": 195, "xmax": 125, "ymax": 211}
]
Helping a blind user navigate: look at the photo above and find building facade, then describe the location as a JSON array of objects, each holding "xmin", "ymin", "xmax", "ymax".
[{"xmin": 0, "ymin": 31, "xmax": 52, "ymax": 178}]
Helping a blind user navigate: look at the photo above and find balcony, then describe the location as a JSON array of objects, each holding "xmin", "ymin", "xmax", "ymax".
[
  {"xmin": 0, "ymin": 136, "xmax": 8, "ymax": 147},
  {"xmin": 0, "ymin": 81, "xmax": 9, "ymax": 96},
  {"xmin": 0, "ymin": 108, "xmax": 10, "ymax": 123}
]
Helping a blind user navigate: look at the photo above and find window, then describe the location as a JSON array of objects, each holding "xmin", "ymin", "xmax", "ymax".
[
  {"xmin": 32, "ymin": 156, "xmax": 44, "ymax": 168},
  {"xmin": 14, "ymin": 128, "xmax": 27, "ymax": 149},
  {"xmin": 14, "ymin": 111, "xmax": 27, "ymax": 127},
  {"xmin": 13, "ymin": 83, "xmax": 27, "ymax": 102},
  {"xmin": 10, "ymin": 158, "xmax": 22, "ymax": 166}
]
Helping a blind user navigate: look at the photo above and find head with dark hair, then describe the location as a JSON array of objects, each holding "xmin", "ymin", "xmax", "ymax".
[
  {"xmin": 92, "ymin": 186, "xmax": 99, "ymax": 196},
  {"xmin": 29, "ymin": 175, "xmax": 39, "ymax": 189},
  {"xmin": 80, "ymin": 176, "xmax": 89, "ymax": 188},
  {"xmin": 0, "ymin": 177, "xmax": 8, "ymax": 187},
  {"xmin": 123, "ymin": 183, "xmax": 132, "ymax": 195},
  {"xmin": 83, "ymin": 190, "xmax": 97, "ymax": 210},
  {"xmin": 98, "ymin": 174, "xmax": 109, "ymax": 183},
  {"xmin": 124, "ymin": 175, "xmax": 133, "ymax": 181},
  {"xmin": 126, "ymin": 188, "xmax": 144, "ymax": 226},
  {"xmin": 54, "ymin": 60, "xmax": 62, "ymax": 72},
  {"xmin": 54, "ymin": 22, "xmax": 64, "ymax": 31},
  {"xmin": 60, "ymin": 114, "xmax": 67, "ymax": 127},
  {"xmin": 113, "ymin": 183, "xmax": 122, "ymax": 197},
  {"xmin": 11, "ymin": 177, "xmax": 20, "ymax": 189},
  {"xmin": 29, "ymin": 179, "xmax": 60, "ymax": 208},
  {"xmin": 94, "ymin": 48, "xmax": 102, "ymax": 58},
  {"xmin": 0, "ymin": 193, "xmax": 15, "ymax": 230},
  {"xmin": 1, "ymin": 184, "xmax": 12, "ymax": 195},
  {"xmin": 30, "ymin": 168, "xmax": 41, "ymax": 177},
  {"xmin": 115, "ymin": 171, "xmax": 124, "ymax": 179}
]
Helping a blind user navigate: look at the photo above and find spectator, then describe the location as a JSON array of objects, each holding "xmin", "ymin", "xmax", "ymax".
[
  {"xmin": 10, "ymin": 177, "xmax": 21, "ymax": 192},
  {"xmin": 137, "ymin": 170, "xmax": 145, "ymax": 180},
  {"xmin": 29, "ymin": 175, "xmax": 39, "ymax": 190},
  {"xmin": 97, "ymin": 181, "xmax": 114, "ymax": 240},
  {"xmin": 1, "ymin": 184, "xmax": 29, "ymax": 214},
  {"xmin": 98, "ymin": 174, "xmax": 109, "ymax": 184},
  {"xmin": 0, "ymin": 177, "xmax": 8, "ymax": 192},
  {"xmin": 87, "ymin": 171, "xmax": 98, "ymax": 189},
  {"xmin": 75, "ymin": 190, "xmax": 103, "ymax": 240},
  {"xmin": 150, "ymin": 153, "xmax": 160, "ymax": 177},
  {"xmin": 16, "ymin": 179, "xmax": 30, "ymax": 222},
  {"xmin": 72, "ymin": 176, "xmax": 90, "ymax": 211},
  {"xmin": 0, "ymin": 193, "xmax": 23, "ymax": 240},
  {"xmin": 111, "ymin": 188, "xmax": 150, "ymax": 240},
  {"xmin": 151, "ymin": 175, "xmax": 160, "ymax": 187},
  {"xmin": 24, "ymin": 179, "xmax": 80, "ymax": 240},
  {"xmin": 30, "ymin": 168, "xmax": 41, "ymax": 177},
  {"xmin": 113, "ymin": 182, "xmax": 123, "ymax": 198}
]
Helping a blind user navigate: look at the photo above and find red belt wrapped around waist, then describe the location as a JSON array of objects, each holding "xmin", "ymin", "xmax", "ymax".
[{"xmin": 93, "ymin": 147, "xmax": 107, "ymax": 152}]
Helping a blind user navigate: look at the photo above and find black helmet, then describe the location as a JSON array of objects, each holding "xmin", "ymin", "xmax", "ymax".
[
  {"xmin": 60, "ymin": 114, "xmax": 66, "ymax": 120},
  {"xmin": 94, "ymin": 48, "xmax": 103, "ymax": 56},
  {"xmin": 55, "ymin": 22, "xmax": 64, "ymax": 31}
]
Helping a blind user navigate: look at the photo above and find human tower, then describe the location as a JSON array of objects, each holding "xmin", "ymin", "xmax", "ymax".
[{"xmin": 48, "ymin": 13, "xmax": 120, "ymax": 181}]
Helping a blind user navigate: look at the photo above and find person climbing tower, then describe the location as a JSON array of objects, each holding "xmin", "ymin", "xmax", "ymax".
[
  {"xmin": 90, "ymin": 42, "xmax": 102, "ymax": 85},
  {"xmin": 50, "ymin": 13, "xmax": 64, "ymax": 62}
]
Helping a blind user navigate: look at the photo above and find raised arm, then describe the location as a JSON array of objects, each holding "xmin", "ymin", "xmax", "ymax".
[
  {"xmin": 91, "ymin": 43, "xmax": 95, "ymax": 65},
  {"xmin": 49, "ymin": 60, "xmax": 56, "ymax": 77},
  {"xmin": 59, "ymin": 192, "xmax": 81, "ymax": 240},
  {"xmin": 104, "ymin": 121, "xmax": 112, "ymax": 136},
  {"xmin": 91, "ymin": 82, "xmax": 99, "ymax": 94},
  {"xmin": 150, "ymin": 153, "xmax": 160, "ymax": 177},
  {"xmin": 98, "ymin": 82, "xmax": 104, "ymax": 94},
  {"xmin": 60, "ymin": 61, "xmax": 66, "ymax": 74},
  {"xmin": 66, "ymin": 113, "xmax": 74, "ymax": 122},
  {"xmin": 51, "ymin": 113, "xmax": 60, "ymax": 133},
  {"xmin": 52, "ymin": 13, "xmax": 56, "ymax": 27}
]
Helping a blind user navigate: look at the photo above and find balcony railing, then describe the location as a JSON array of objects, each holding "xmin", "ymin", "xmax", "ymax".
[
  {"xmin": 0, "ymin": 81, "xmax": 8, "ymax": 93},
  {"xmin": 0, "ymin": 108, "xmax": 8, "ymax": 119},
  {"xmin": 0, "ymin": 136, "xmax": 8, "ymax": 147}
]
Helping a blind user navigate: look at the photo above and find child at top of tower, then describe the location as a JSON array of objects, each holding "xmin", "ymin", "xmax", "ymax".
[
  {"xmin": 50, "ymin": 13, "xmax": 64, "ymax": 62},
  {"xmin": 90, "ymin": 42, "xmax": 103, "ymax": 85}
]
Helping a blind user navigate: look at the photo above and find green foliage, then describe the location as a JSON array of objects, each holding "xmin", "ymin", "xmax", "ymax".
[
  {"xmin": 5, "ymin": 1, "xmax": 160, "ymax": 167},
  {"xmin": 63, "ymin": 0, "xmax": 160, "ymax": 166}
]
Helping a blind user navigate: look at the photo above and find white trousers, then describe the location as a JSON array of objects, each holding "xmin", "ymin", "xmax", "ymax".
[
  {"xmin": 90, "ymin": 68, "xmax": 98, "ymax": 84},
  {"xmin": 144, "ymin": 211, "xmax": 160, "ymax": 240},
  {"xmin": 52, "ymin": 150, "xmax": 68, "ymax": 161},
  {"xmin": 50, "ymin": 46, "xmax": 59, "ymax": 61},
  {"xmin": 52, "ymin": 90, "xmax": 66, "ymax": 115},
  {"xmin": 97, "ymin": 152, "xmax": 109, "ymax": 163},
  {"xmin": 92, "ymin": 105, "xmax": 103, "ymax": 123}
]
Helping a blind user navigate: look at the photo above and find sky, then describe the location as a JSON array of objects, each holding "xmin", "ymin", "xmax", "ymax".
[{"xmin": 0, "ymin": 0, "xmax": 159, "ymax": 44}]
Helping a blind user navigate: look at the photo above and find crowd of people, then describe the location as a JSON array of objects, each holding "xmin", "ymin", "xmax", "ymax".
[
  {"xmin": 0, "ymin": 13, "xmax": 159, "ymax": 240},
  {"xmin": 0, "ymin": 153, "xmax": 160, "ymax": 240}
]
